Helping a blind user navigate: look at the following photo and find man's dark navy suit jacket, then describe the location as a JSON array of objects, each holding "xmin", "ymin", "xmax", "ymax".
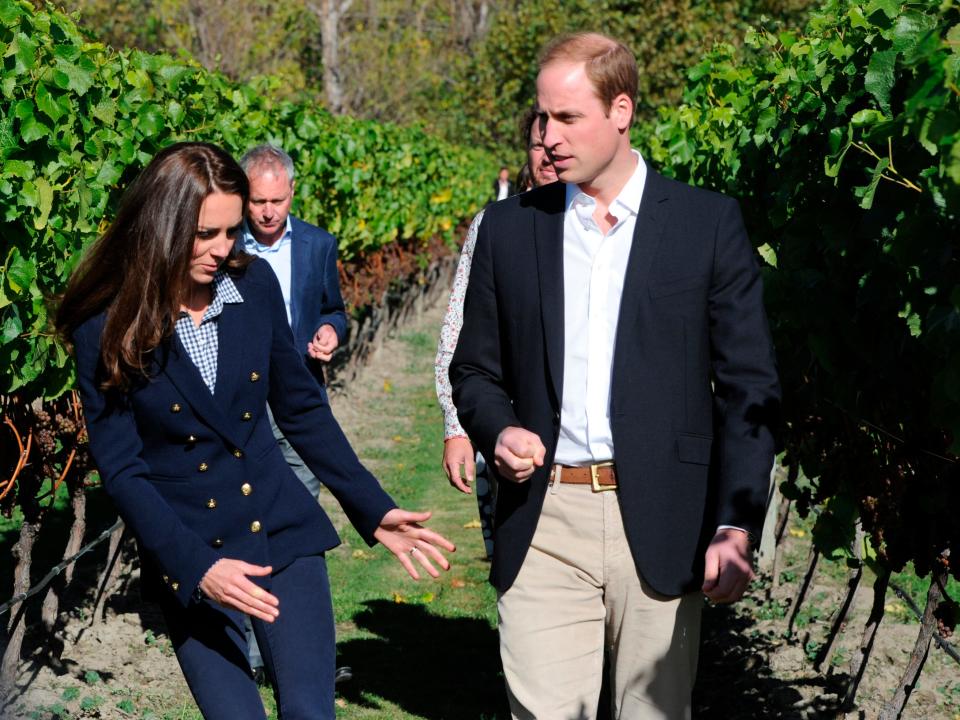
[{"xmin": 450, "ymin": 170, "xmax": 781, "ymax": 597}]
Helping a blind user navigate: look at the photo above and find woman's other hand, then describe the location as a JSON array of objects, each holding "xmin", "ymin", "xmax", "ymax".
[
  {"xmin": 199, "ymin": 559, "xmax": 280, "ymax": 622},
  {"xmin": 441, "ymin": 436, "xmax": 476, "ymax": 493},
  {"xmin": 374, "ymin": 509, "xmax": 456, "ymax": 580}
]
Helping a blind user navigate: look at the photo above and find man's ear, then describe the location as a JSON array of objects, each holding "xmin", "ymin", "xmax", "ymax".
[{"xmin": 611, "ymin": 93, "xmax": 633, "ymax": 132}]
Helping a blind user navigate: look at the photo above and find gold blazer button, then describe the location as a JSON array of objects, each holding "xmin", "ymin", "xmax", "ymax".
[
  {"xmin": 250, "ymin": 520, "xmax": 262, "ymax": 533},
  {"xmin": 241, "ymin": 411, "xmax": 252, "ymax": 421},
  {"xmin": 212, "ymin": 538, "xmax": 224, "ymax": 548},
  {"xmin": 186, "ymin": 435, "xmax": 198, "ymax": 444},
  {"xmin": 249, "ymin": 371, "xmax": 261, "ymax": 382},
  {"xmin": 170, "ymin": 403, "xmax": 182, "ymax": 413},
  {"xmin": 198, "ymin": 462, "xmax": 209, "ymax": 472},
  {"xmin": 233, "ymin": 448, "xmax": 244, "ymax": 459},
  {"xmin": 206, "ymin": 498, "xmax": 217, "ymax": 509},
  {"xmin": 241, "ymin": 483, "xmax": 252, "ymax": 496},
  {"xmin": 171, "ymin": 581, "xmax": 180, "ymax": 592}
]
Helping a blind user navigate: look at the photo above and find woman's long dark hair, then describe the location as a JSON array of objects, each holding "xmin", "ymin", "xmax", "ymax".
[{"xmin": 57, "ymin": 142, "xmax": 253, "ymax": 389}]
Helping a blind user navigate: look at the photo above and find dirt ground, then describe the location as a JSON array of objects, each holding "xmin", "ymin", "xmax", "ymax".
[{"xmin": 3, "ymin": 297, "xmax": 958, "ymax": 719}]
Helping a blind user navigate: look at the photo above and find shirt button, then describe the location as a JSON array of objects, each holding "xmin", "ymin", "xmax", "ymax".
[
  {"xmin": 250, "ymin": 520, "xmax": 262, "ymax": 533},
  {"xmin": 206, "ymin": 498, "xmax": 217, "ymax": 509},
  {"xmin": 170, "ymin": 403, "xmax": 182, "ymax": 413},
  {"xmin": 241, "ymin": 483, "xmax": 252, "ymax": 496},
  {"xmin": 241, "ymin": 411, "xmax": 252, "ymax": 421},
  {"xmin": 198, "ymin": 462, "xmax": 209, "ymax": 472},
  {"xmin": 233, "ymin": 448, "xmax": 244, "ymax": 459},
  {"xmin": 249, "ymin": 371, "xmax": 260, "ymax": 382}
]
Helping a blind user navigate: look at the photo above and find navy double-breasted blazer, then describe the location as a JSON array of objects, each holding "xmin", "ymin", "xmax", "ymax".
[
  {"xmin": 74, "ymin": 259, "xmax": 395, "ymax": 608},
  {"xmin": 450, "ymin": 170, "xmax": 781, "ymax": 597},
  {"xmin": 288, "ymin": 215, "xmax": 347, "ymax": 384}
]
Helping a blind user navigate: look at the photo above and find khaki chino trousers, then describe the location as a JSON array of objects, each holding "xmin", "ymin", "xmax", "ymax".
[{"xmin": 498, "ymin": 481, "xmax": 702, "ymax": 720}]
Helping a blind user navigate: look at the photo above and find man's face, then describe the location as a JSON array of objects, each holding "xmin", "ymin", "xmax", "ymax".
[
  {"xmin": 536, "ymin": 60, "xmax": 630, "ymax": 188},
  {"xmin": 498, "ymin": 168, "xmax": 510, "ymax": 182},
  {"xmin": 527, "ymin": 121, "xmax": 558, "ymax": 187},
  {"xmin": 246, "ymin": 167, "xmax": 294, "ymax": 244}
]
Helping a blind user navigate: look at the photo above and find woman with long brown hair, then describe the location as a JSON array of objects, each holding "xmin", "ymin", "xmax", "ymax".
[{"xmin": 58, "ymin": 142, "xmax": 454, "ymax": 719}]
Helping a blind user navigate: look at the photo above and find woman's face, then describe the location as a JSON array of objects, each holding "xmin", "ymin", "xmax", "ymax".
[
  {"xmin": 189, "ymin": 192, "xmax": 243, "ymax": 287},
  {"xmin": 528, "ymin": 121, "xmax": 558, "ymax": 187}
]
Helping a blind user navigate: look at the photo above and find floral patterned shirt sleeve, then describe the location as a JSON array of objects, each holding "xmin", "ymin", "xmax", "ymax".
[{"xmin": 435, "ymin": 209, "xmax": 485, "ymax": 440}]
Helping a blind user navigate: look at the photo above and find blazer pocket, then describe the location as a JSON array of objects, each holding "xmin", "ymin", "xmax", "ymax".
[
  {"xmin": 677, "ymin": 433, "xmax": 713, "ymax": 465},
  {"xmin": 649, "ymin": 274, "xmax": 710, "ymax": 300},
  {"xmin": 148, "ymin": 473, "xmax": 190, "ymax": 484}
]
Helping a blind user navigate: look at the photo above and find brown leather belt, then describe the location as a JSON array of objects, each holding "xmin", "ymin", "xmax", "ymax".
[{"xmin": 550, "ymin": 462, "xmax": 617, "ymax": 492}]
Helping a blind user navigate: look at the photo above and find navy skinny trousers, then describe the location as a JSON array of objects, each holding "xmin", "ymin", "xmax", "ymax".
[{"xmin": 159, "ymin": 555, "xmax": 335, "ymax": 720}]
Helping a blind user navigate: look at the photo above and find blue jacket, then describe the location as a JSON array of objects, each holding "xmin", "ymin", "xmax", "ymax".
[
  {"xmin": 74, "ymin": 259, "xmax": 395, "ymax": 608},
  {"xmin": 288, "ymin": 216, "xmax": 347, "ymax": 383}
]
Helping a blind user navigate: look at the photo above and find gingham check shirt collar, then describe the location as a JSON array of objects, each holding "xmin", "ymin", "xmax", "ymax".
[{"xmin": 175, "ymin": 271, "xmax": 244, "ymax": 394}]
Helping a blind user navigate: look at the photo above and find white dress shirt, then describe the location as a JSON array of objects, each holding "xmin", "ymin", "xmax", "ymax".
[
  {"xmin": 554, "ymin": 151, "xmax": 646, "ymax": 466},
  {"xmin": 241, "ymin": 217, "xmax": 294, "ymax": 325}
]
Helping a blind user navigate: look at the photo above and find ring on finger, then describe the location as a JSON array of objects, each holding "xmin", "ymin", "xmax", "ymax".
[{"xmin": 409, "ymin": 546, "xmax": 419, "ymax": 556}]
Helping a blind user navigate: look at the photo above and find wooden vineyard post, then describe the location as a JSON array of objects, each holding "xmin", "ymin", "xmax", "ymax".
[
  {"xmin": 757, "ymin": 463, "xmax": 784, "ymax": 575},
  {"xmin": 878, "ymin": 559, "xmax": 948, "ymax": 720},
  {"xmin": 40, "ymin": 472, "xmax": 87, "ymax": 632},
  {"xmin": 0, "ymin": 521, "xmax": 40, "ymax": 688},
  {"xmin": 786, "ymin": 545, "xmax": 820, "ymax": 638},
  {"xmin": 91, "ymin": 521, "xmax": 127, "ymax": 625},
  {"xmin": 843, "ymin": 569, "xmax": 890, "ymax": 711},
  {"xmin": 814, "ymin": 524, "xmax": 864, "ymax": 672}
]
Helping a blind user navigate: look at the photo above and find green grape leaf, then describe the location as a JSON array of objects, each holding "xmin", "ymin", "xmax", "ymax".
[
  {"xmin": 53, "ymin": 56, "xmax": 95, "ymax": 96},
  {"xmin": 33, "ymin": 176, "xmax": 53, "ymax": 230},
  {"xmin": 1, "ymin": 306, "xmax": 22, "ymax": 344},
  {"xmin": 854, "ymin": 157, "xmax": 890, "ymax": 209},
  {"xmin": 6, "ymin": 249, "xmax": 37, "ymax": 294},
  {"xmin": 864, "ymin": 50, "xmax": 897, "ymax": 116},
  {"xmin": 35, "ymin": 82, "xmax": 64, "ymax": 122}
]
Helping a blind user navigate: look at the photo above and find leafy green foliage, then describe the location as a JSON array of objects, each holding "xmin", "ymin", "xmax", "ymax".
[
  {"xmin": 60, "ymin": 0, "xmax": 819, "ymax": 159},
  {"xmin": 436, "ymin": 0, "xmax": 818, "ymax": 154},
  {"xmin": 646, "ymin": 0, "xmax": 959, "ymax": 580},
  {"xmin": 0, "ymin": 0, "xmax": 496, "ymax": 400}
]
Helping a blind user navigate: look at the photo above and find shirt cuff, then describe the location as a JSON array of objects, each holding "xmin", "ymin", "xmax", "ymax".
[{"xmin": 717, "ymin": 525, "xmax": 755, "ymax": 545}]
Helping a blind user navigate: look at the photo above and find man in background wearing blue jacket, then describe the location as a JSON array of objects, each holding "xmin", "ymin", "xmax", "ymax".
[{"xmin": 240, "ymin": 144, "xmax": 348, "ymax": 495}]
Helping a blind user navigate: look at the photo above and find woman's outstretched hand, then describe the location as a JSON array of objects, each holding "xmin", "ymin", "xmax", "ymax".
[
  {"xmin": 199, "ymin": 558, "xmax": 280, "ymax": 622},
  {"xmin": 374, "ymin": 508, "xmax": 456, "ymax": 580}
]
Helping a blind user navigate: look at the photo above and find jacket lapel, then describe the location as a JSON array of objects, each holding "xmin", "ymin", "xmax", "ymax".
[
  {"xmin": 213, "ymin": 300, "xmax": 250, "ymax": 418},
  {"xmin": 533, "ymin": 184, "xmax": 566, "ymax": 406},
  {"xmin": 289, "ymin": 217, "xmax": 308, "ymax": 336},
  {"xmin": 158, "ymin": 335, "xmax": 241, "ymax": 448},
  {"xmin": 612, "ymin": 169, "xmax": 669, "ymax": 382}
]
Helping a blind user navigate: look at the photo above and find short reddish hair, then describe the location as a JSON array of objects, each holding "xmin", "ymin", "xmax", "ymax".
[{"xmin": 538, "ymin": 32, "xmax": 638, "ymax": 125}]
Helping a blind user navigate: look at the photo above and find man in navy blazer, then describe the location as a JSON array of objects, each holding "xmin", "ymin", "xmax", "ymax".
[
  {"xmin": 451, "ymin": 33, "xmax": 780, "ymax": 718},
  {"xmin": 240, "ymin": 145, "xmax": 347, "ymax": 385},
  {"xmin": 239, "ymin": 145, "xmax": 347, "ymax": 495}
]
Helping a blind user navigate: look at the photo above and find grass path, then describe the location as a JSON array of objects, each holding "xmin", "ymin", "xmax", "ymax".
[{"xmin": 320, "ymin": 304, "xmax": 506, "ymax": 719}]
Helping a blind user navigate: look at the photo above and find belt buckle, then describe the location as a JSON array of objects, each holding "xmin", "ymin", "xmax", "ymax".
[{"xmin": 590, "ymin": 461, "xmax": 616, "ymax": 492}]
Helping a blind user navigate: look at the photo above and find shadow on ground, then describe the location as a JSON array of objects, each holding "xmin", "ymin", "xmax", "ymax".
[
  {"xmin": 694, "ymin": 601, "xmax": 848, "ymax": 719},
  {"xmin": 336, "ymin": 599, "xmax": 509, "ymax": 719}
]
